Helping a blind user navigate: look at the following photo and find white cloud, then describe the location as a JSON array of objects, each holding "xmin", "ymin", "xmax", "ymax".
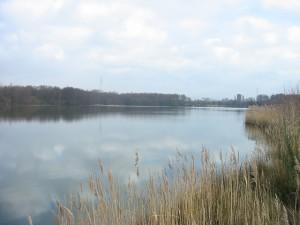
[
  {"xmin": 77, "ymin": 2, "xmax": 115, "ymax": 20},
  {"xmin": 232, "ymin": 34, "xmax": 254, "ymax": 46},
  {"xmin": 288, "ymin": 26, "xmax": 300, "ymax": 44},
  {"xmin": 4, "ymin": 33, "xmax": 19, "ymax": 44},
  {"xmin": 0, "ymin": 0, "xmax": 299, "ymax": 96},
  {"xmin": 236, "ymin": 16, "xmax": 273, "ymax": 30},
  {"xmin": 76, "ymin": 1, "xmax": 155, "ymax": 23},
  {"xmin": 44, "ymin": 26, "xmax": 94, "ymax": 45},
  {"xmin": 77, "ymin": 1, "xmax": 137, "ymax": 21},
  {"xmin": 107, "ymin": 18, "xmax": 167, "ymax": 43},
  {"xmin": 76, "ymin": 1, "xmax": 167, "ymax": 46},
  {"xmin": 12, "ymin": 26, "xmax": 93, "ymax": 49},
  {"xmin": 87, "ymin": 49, "xmax": 134, "ymax": 65},
  {"xmin": 260, "ymin": 47, "xmax": 300, "ymax": 61},
  {"xmin": 87, "ymin": 44, "xmax": 189, "ymax": 71},
  {"xmin": 213, "ymin": 46, "xmax": 240, "ymax": 65},
  {"xmin": 263, "ymin": 0, "xmax": 300, "ymax": 10},
  {"xmin": 204, "ymin": 38, "xmax": 223, "ymax": 46},
  {"xmin": 0, "ymin": 22, "xmax": 5, "ymax": 29},
  {"xmin": 262, "ymin": 32, "xmax": 278, "ymax": 45},
  {"xmin": 179, "ymin": 18, "xmax": 207, "ymax": 32},
  {"xmin": 282, "ymin": 50, "xmax": 300, "ymax": 60},
  {"xmin": 35, "ymin": 44, "xmax": 65, "ymax": 61},
  {"xmin": 1, "ymin": 0, "xmax": 65, "ymax": 21}
]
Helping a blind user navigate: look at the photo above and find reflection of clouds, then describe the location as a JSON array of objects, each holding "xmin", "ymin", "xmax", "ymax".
[
  {"xmin": 54, "ymin": 144, "xmax": 65, "ymax": 155},
  {"xmin": 138, "ymin": 137, "xmax": 190, "ymax": 152},
  {"xmin": 0, "ymin": 160, "xmax": 17, "ymax": 170},
  {"xmin": 0, "ymin": 185, "xmax": 50, "ymax": 219},
  {"xmin": 34, "ymin": 144, "xmax": 65, "ymax": 161},
  {"xmin": 0, "ymin": 107, "xmax": 255, "ymax": 225},
  {"xmin": 98, "ymin": 137, "xmax": 189, "ymax": 154}
]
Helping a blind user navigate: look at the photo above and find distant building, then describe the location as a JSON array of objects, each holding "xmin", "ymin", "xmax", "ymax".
[
  {"xmin": 256, "ymin": 94, "xmax": 269, "ymax": 103},
  {"xmin": 236, "ymin": 94, "xmax": 244, "ymax": 102}
]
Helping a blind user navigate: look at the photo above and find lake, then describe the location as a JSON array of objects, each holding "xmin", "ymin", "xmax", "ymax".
[{"xmin": 0, "ymin": 106, "xmax": 255, "ymax": 225}]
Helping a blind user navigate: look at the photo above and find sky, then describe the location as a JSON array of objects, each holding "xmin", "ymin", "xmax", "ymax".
[{"xmin": 0, "ymin": 0, "xmax": 299, "ymax": 99}]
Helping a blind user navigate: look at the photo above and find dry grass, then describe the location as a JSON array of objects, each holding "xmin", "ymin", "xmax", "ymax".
[
  {"xmin": 245, "ymin": 105, "xmax": 279, "ymax": 128},
  {"xmin": 246, "ymin": 94, "xmax": 300, "ymax": 218},
  {"xmin": 54, "ymin": 150, "xmax": 295, "ymax": 225}
]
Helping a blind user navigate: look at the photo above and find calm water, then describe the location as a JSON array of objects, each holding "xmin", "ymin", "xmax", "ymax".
[{"xmin": 0, "ymin": 106, "xmax": 255, "ymax": 225}]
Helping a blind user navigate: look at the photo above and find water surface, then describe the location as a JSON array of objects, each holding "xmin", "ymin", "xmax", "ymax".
[{"xmin": 0, "ymin": 106, "xmax": 255, "ymax": 225}]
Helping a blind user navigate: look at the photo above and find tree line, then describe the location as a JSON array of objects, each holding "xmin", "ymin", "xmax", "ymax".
[
  {"xmin": 0, "ymin": 85, "xmax": 192, "ymax": 109},
  {"xmin": 1, "ymin": 85, "xmax": 292, "ymax": 109}
]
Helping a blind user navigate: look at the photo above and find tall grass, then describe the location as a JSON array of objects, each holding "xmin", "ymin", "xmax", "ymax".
[
  {"xmin": 53, "ymin": 94, "xmax": 300, "ymax": 225},
  {"xmin": 246, "ymin": 95, "xmax": 300, "ymax": 212},
  {"xmin": 54, "ymin": 150, "xmax": 295, "ymax": 225}
]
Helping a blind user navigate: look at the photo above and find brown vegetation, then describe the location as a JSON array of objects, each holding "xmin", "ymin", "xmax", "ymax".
[{"xmin": 55, "ymin": 152, "xmax": 288, "ymax": 225}]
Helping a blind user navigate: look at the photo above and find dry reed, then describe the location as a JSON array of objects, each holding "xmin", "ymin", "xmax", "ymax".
[{"xmin": 54, "ymin": 149, "xmax": 294, "ymax": 225}]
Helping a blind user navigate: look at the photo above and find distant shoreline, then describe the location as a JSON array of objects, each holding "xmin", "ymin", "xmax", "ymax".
[
  {"xmin": 0, "ymin": 85, "xmax": 284, "ymax": 110},
  {"xmin": 1, "ymin": 104, "xmax": 250, "ymax": 109}
]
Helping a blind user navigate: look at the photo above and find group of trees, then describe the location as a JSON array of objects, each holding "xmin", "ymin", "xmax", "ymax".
[
  {"xmin": 192, "ymin": 99, "xmax": 256, "ymax": 108},
  {"xmin": 0, "ymin": 85, "xmax": 192, "ymax": 109},
  {"xmin": 1, "ymin": 85, "xmax": 294, "ymax": 110}
]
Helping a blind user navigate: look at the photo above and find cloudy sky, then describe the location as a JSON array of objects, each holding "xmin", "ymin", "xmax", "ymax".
[{"xmin": 0, "ymin": 0, "xmax": 299, "ymax": 99}]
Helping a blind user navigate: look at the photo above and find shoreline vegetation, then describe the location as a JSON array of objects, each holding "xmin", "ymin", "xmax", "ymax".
[
  {"xmin": 0, "ymin": 85, "xmax": 284, "ymax": 109},
  {"xmin": 46, "ymin": 94, "xmax": 300, "ymax": 225}
]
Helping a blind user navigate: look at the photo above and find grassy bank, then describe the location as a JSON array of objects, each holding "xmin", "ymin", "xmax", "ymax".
[
  {"xmin": 245, "ymin": 95, "xmax": 300, "ymax": 209},
  {"xmin": 55, "ymin": 153, "xmax": 286, "ymax": 225},
  {"xmin": 53, "ymin": 95, "xmax": 300, "ymax": 225}
]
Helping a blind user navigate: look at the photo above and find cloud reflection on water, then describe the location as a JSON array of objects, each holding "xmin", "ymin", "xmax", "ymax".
[{"xmin": 0, "ymin": 106, "xmax": 254, "ymax": 225}]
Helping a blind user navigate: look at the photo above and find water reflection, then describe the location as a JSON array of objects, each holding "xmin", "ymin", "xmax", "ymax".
[
  {"xmin": 0, "ymin": 106, "xmax": 254, "ymax": 225},
  {"xmin": 0, "ymin": 106, "xmax": 188, "ymax": 122}
]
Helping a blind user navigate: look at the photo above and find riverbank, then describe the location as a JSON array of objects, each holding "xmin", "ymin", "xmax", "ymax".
[
  {"xmin": 245, "ymin": 95, "xmax": 300, "ymax": 209},
  {"xmin": 54, "ymin": 95, "xmax": 299, "ymax": 225}
]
